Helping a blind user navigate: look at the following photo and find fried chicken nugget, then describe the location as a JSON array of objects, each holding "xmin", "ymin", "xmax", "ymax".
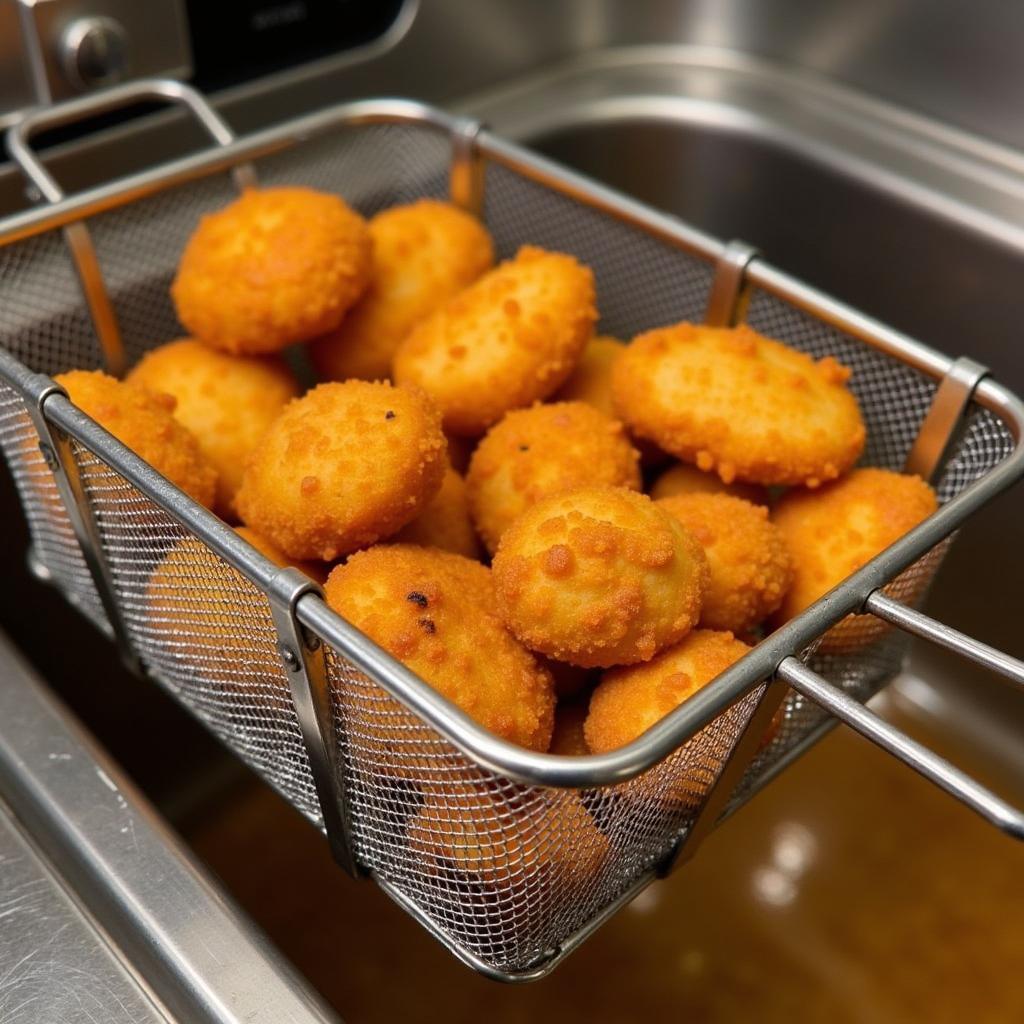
[
  {"xmin": 492, "ymin": 487, "xmax": 709, "ymax": 668},
  {"xmin": 55, "ymin": 369, "xmax": 217, "ymax": 509},
  {"xmin": 408, "ymin": 783, "xmax": 608, "ymax": 889},
  {"xmin": 309, "ymin": 199, "xmax": 494, "ymax": 382},
  {"xmin": 649, "ymin": 461, "xmax": 768, "ymax": 505},
  {"xmin": 585, "ymin": 630, "xmax": 753, "ymax": 809},
  {"xmin": 772, "ymin": 467, "xmax": 937, "ymax": 651},
  {"xmin": 126, "ymin": 339, "xmax": 299, "ymax": 520},
  {"xmin": 172, "ymin": 187, "xmax": 372, "ymax": 354},
  {"xmin": 657, "ymin": 493, "xmax": 793, "ymax": 634},
  {"xmin": 235, "ymin": 380, "xmax": 446, "ymax": 561},
  {"xmin": 325, "ymin": 545, "xmax": 554, "ymax": 751},
  {"xmin": 613, "ymin": 322, "xmax": 866, "ymax": 487},
  {"xmin": 549, "ymin": 698, "xmax": 590, "ymax": 756},
  {"xmin": 393, "ymin": 465, "xmax": 482, "ymax": 560},
  {"xmin": 393, "ymin": 245, "xmax": 597, "ymax": 435},
  {"xmin": 466, "ymin": 401, "xmax": 641, "ymax": 555}
]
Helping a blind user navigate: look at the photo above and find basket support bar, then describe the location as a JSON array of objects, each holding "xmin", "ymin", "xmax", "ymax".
[
  {"xmin": 778, "ymin": 656, "xmax": 1024, "ymax": 837},
  {"xmin": 29, "ymin": 382, "xmax": 140, "ymax": 672},
  {"xmin": 267, "ymin": 569, "xmax": 362, "ymax": 877},
  {"xmin": 449, "ymin": 117, "xmax": 485, "ymax": 217},
  {"xmin": 704, "ymin": 240, "xmax": 759, "ymax": 327},
  {"xmin": 904, "ymin": 356, "xmax": 989, "ymax": 481},
  {"xmin": 657, "ymin": 679, "xmax": 789, "ymax": 876}
]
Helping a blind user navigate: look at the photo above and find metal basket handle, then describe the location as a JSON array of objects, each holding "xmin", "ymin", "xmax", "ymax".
[
  {"xmin": 5, "ymin": 78, "xmax": 253, "ymax": 375},
  {"xmin": 777, "ymin": 595, "xmax": 1024, "ymax": 837}
]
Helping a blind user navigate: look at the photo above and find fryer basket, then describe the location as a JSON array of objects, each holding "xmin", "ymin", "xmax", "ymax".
[{"xmin": 1, "ymin": 81, "xmax": 1022, "ymax": 980}]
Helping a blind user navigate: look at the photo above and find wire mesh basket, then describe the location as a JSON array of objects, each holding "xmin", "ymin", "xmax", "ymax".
[{"xmin": 1, "ymin": 80, "xmax": 1023, "ymax": 981}]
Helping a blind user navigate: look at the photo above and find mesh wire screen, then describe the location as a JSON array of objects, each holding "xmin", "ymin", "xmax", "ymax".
[{"xmin": 0, "ymin": 118, "xmax": 1017, "ymax": 975}]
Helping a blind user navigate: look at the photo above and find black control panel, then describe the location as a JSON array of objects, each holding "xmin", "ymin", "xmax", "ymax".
[{"xmin": 185, "ymin": 0, "xmax": 408, "ymax": 91}]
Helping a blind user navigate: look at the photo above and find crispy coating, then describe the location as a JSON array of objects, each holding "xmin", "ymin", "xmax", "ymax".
[
  {"xmin": 309, "ymin": 199, "xmax": 494, "ymax": 382},
  {"xmin": 234, "ymin": 525, "xmax": 328, "ymax": 584},
  {"xmin": 613, "ymin": 322, "xmax": 866, "ymax": 487},
  {"xmin": 549, "ymin": 699, "xmax": 590, "ymax": 756},
  {"xmin": 585, "ymin": 630, "xmax": 753, "ymax": 809},
  {"xmin": 393, "ymin": 465, "xmax": 482, "ymax": 559},
  {"xmin": 393, "ymin": 245, "xmax": 597, "ymax": 435},
  {"xmin": 554, "ymin": 335, "xmax": 622, "ymax": 417},
  {"xmin": 408, "ymin": 783, "xmax": 607, "ymax": 888},
  {"xmin": 55, "ymin": 369, "xmax": 216, "ymax": 509},
  {"xmin": 649, "ymin": 461, "xmax": 768, "ymax": 505},
  {"xmin": 324, "ymin": 545, "xmax": 555, "ymax": 751},
  {"xmin": 492, "ymin": 487, "xmax": 709, "ymax": 668},
  {"xmin": 171, "ymin": 187, "xmax": 372, "ymax": 354},
  {"xmin": 466, "ymin": 401, "xmax": 642, "ymax": 554},
  {"xmin": 126, "ymin": 338, "xmax": 299, "ymax": 519},
  {"xmin": 235, "ymin": 380, "xmax": 446, "ymax": 561},
  {"xmin": 657, "ymin": 493, "xmax": 793, "ymax": 634},
  {"xmin": 772, "ymin": 468, "xmax": 937, "ymax": 651}
]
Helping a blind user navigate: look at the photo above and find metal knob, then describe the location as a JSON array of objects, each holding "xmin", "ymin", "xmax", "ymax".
[{"xmin": 59, "ymin": 16, "xmax": 130, "ymax": 91}]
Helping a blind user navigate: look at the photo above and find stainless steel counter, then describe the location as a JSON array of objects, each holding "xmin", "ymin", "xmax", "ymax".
[{"xmin": 0, "ymin": 630, "xmax": 340, "ymax": 1024}]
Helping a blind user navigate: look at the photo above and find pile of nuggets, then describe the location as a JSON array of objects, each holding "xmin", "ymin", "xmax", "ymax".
[{"xmin": 56, "ymin": 185, "xmax": 940, "ymax": 878}]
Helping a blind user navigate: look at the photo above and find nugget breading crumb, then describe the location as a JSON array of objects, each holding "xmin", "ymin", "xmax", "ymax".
[
  {"xmin": 55, "ymin": 369, "xmax": 217, "ymax": 509},
  {"xmin": 467, "ymin": 401, "xmax": 642, "ymax": 554},
  {"xmin": 613, "ymin": 322, "xmax": 866, "ymax": 487},
  {"xmin": 235, "ymin": 380, "xmax": 446, "ymax": 561},
  {"xmin": 393, "ymin": 245, "xmax": 597, "ymax": 435},
  {"xmin": 771, "ymin": 467, "xmax": 937, "ymax": 650},
  {"xmin": 126, "ymin": 338, "xmax": 299, "ymax": 519},
  {"xmin": 172, "ymin": 187, "xmax": 372, "ymax": 354},
  {"xmin": 657, "ymin": 492, "xmax": 792, "ymax": 633},
  {"xmin": 325, "ymin": 545, "xmax": 554, "ymax": 751},
  {"xmin": 649, "ymin": 461, "xmax": 768, "ymax": 505},
  {"xmin": 309, "ymin": 199, "xmax": 494, "ymax": 382},
  {"xmin": 492, "ymin": 487, "xmax": 708, "ymax": 668},
  {"xmin": 394, "ymin": 465, "xmax": 482, "ymax": 559}
]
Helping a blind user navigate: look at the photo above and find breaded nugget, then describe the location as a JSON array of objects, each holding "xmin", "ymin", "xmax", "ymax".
[
  {"xmin": 393, "ymin": 246, "xmax": 597, "ymax": 435},
  {"xmin": 554, "ymin": 335, "xmax": 622, "ymax": 417},
  {"xmin": 393, "ymin": 465, "xmax": 482, "ymax": 559},
  {"xmin": 172, "ymin": 187, "xmax": 372, "ymax": 354},
  {"xmin": 55, "ymin": 369, "xmax": 216, "ymax": 509},
  {"xmin": 235, "ymin": 380, "xmax": 446, "ymax": 561},
  {"xmin": 466, "ymin": 401, "xmax": 642, "ymax": 554},
  {"xmin": 234, "ymin": 525, "xmax": 328, "ymax": 584},
  {"xmin": 127, "ymin": 338, "xmax": 299, "ymax": 519},
  {"xmin": 772, "ymin": 467, "xmax": 937, "ymax": 651},
  {"xmin": 586, "ymin": 629, "xmax": 751, "ymax": 751},
  {"xmin": 613, "ymin": 322, "xmax": 866, "ymax": 487},
  {"xmin": 549, "ymin": 699, "xmax": 590, "ymax": 756},
  {"xmin": 309, "ymin": 199, "xmax": 494, "ymax": 382},
  {"xmin": 650, "ymin": 461, "xmax": 768, "ymax": 505},
  {"xmin": 408, "ymin": 783, "xmax": 607, "ymax": 888},
  {"xmin": 324, "ymin": 545, "xmax": 555, "ymax": 751},
  {"xmin": 492, "ymin": 487, "xmax": 708, "ymax": 668},
  {"xmin": 657, "ymin": 493, "xmax": 792, "ymax": 634}
]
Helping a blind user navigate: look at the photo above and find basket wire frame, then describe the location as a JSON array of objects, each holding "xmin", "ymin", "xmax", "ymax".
[{"xmin": 0, "ymin": 98, "xmax": 1021, "ymax": 980}]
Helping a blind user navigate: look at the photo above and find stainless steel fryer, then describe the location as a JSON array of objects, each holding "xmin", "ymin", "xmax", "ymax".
[{"xmin": 1, "ymin": 78, "xmax": 1023, "ymax": 982}]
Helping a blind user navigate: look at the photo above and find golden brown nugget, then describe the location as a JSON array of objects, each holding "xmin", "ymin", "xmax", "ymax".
[
  {"xmin": 235, "ymin": 380, "xmax": 446, "ymax": 561},
  {"xmin": 772, "ymin": 467, "xmax": 937, "ymax": 651},
  {"xmin": 393, "ymin": 245, "xmax": 597, "ymax": 435},
  {"xmin": 649, "ymin": 461, "xmax": 768, "ymax": 505},
  {"xmin": 492, "ymin": 487, "xmax": 708, "ymax": 668},
  {"xmin": 127, "ymin": 339, "xmax": 299, "ymax": 519},
  {"xmin": 408, "ymin": 784, "xmax": 607, "ymax": 888},
  {"xmin": 613, "ymin": 322, "xmax": 866, "ymax": 487},
  {"xmin": 234, "ymin": 525, "xmax": 328, "ymax": 584},
  {"xmin": 549, "ymin": 699, "xmax": 590, "ymax": 756},
  {"xmin": 554, "ymin": 335, "xmax": 622, "ymax": 416},
  {"xmin": 657, "ymin": 493, "xmax": 792, "ymax": 634},
  {"xmin": 55, "ymin": 369, "xmax": 217, "ymax": 509},
  {"xmin": 172, "ymin": 187, "xmax": 371, "ymax": 354},
  {"xmin": 466, "ymin": 401, "xmax": 642, "ymax": 554},
  {"xmin": 393, "ymin": 465, "xmax": 482, "ymax": 560},
  {"xmin": 309, "ymin": 199, "xmax": 494, "ymax": 382},
  {"xmin": 325, "ymin": 545, "xmax": 554, "ymax": 751}
]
